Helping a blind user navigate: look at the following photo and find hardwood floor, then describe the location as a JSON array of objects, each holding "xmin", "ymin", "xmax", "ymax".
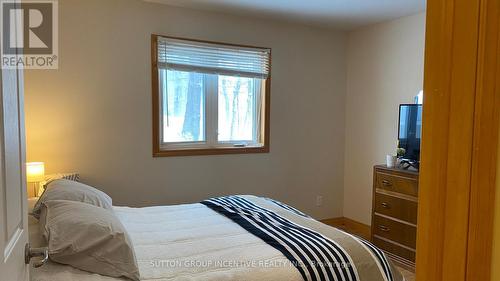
[
  {"xmin": 397, "ymin": 266, "xmax": 415, "ymax": 281},
  {"xmin": 320, "ymin": 217, "xmax": 371, "ymax": 240},
  {"xmin": 321, "ymin": 217, "xmax": 415, "ymax": 280}
]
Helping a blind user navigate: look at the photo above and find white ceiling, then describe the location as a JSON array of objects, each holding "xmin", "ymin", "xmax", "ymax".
[{"xmin": 145, "ymin": 0, "xmax": 426, "ymax": 30}]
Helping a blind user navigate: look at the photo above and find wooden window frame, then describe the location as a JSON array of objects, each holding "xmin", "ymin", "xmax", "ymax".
[{"xmin": 151, "ymin": 34, "xmax": 271, "ymax": 157}]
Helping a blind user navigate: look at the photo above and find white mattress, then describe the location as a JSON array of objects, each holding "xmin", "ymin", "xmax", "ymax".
[
  {"xmin": 30, "ymin": 198, "xmax": 301, "ymax": 281},
  {"xmin": 30, "ymin": 196, "xmax": 403, "ymax": 281}
]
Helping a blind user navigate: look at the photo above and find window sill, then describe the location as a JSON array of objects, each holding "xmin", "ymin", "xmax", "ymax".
[{"xmin": 153, "ymin": 145, "xmax": 269, "ymax": 157}]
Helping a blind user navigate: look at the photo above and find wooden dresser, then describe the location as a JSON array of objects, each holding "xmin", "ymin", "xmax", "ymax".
[{"xmin": 371, "ymin": 165, "xmax": 418, "ymax": 269}]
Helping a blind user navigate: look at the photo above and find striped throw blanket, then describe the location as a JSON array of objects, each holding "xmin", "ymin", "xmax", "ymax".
[{"xmin": 202, "ymin": 195, "xmax": 395, "ymax": 281}]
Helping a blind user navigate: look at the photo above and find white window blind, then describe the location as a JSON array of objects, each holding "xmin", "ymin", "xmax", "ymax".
[{"xmin": 157, "ymin": 37, "xmax": 271, "ymax": 79}]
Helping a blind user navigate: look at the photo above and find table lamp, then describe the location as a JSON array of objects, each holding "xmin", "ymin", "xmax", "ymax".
[{"xmin": 26, "ymin": 162, "xmax": 45, "ymax": 197}]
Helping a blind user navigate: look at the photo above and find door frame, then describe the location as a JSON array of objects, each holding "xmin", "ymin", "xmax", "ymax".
[{"xmin": 416, "ymin": 0, "xmax": 500, "ymax": 280}]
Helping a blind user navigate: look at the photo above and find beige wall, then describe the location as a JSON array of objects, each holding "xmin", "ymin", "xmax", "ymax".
[
  {"xmin": 24, "ymin": 0, "xmax": 347, "ymax": 219},
  {"xmin": 493, "ymin": 119, "xmax": 500, "ymax": 281},
  {"xmin": 343, "ymin": 13, "xmax": 426, "ymax": 224}
]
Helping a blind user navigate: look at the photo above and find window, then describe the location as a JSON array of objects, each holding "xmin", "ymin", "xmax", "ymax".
[{"xmin": 152, "ymin": 35, "xmax": 271, "ymax": 156}]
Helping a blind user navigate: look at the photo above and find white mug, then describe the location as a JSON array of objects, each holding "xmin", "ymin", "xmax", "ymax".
[{"xmin": 386, "ymin": 155, "xmax": 397, "ymax": 168}]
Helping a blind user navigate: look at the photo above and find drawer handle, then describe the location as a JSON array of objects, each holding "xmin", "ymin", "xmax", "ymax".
[
  {"xmin": 378, "ymin": 225, "xmax": 391, "ymax": 232},
  {"xmin": 381, "ymin": 180, "xmax": 393, "ymax": 186},
  {"xmin": 381, "ymin": 202, "xmax": 390, "ymax": 208}
]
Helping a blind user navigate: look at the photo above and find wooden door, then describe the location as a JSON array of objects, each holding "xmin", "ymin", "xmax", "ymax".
[
  {"xmin": 0, "ymin": 2, "xmax": 29, "ymax": 280},
  {"xmin": 416, "ymin": 0, "xmax": 500, "ymax": 280}
]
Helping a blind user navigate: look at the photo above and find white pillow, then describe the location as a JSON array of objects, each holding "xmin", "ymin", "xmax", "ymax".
[
  {"xmin": 32, "ymin": 179, "xmax": 112, "ymax": 218},
  {"xmin": 40, "ymin": 200, "xmax": 139, "ymax": 280}
]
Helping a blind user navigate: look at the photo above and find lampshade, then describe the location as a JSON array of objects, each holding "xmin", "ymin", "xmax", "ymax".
[{"xmin": 26, "ymin": 162, "xmax": 45, "ymax": 183}]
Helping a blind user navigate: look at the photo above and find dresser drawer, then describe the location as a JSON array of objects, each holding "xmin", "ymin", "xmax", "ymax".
[
  {"xmin": 376, "ymin": 172, "xmax": 418, "ymax": 197},
  {"xmin": 374, "ymin": 193, "xmax": 418, "ymax": 224},
  {"xmin": 373, "ymin": 215, "xmax": 417, "ymax": 248},
  {"xmin": 372, "ymin": 237, "xmax": 416, "ymax": 262}
]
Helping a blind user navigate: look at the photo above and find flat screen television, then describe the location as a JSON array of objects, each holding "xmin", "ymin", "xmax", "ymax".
[{"xmin": 398, "ymin": 104, "xmax": 422, "ymax": 162}]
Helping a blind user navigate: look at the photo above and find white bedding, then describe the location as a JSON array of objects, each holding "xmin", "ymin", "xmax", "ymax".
[
  {"xmin": 30, "ymin": 196, "xmax": 403, "ymax": 281},
  {"xmin": 30, "ymin": 198, "xmax": 301, "ymax": 281}
]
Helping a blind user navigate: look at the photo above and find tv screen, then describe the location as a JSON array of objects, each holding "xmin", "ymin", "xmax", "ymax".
[{"xmin": 398, "ymin": 104, "xmax": 422, "ymax": 162}]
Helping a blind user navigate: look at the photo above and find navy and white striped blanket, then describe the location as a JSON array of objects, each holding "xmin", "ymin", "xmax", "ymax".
[{"xmin": 201, "ymin": 195, "xmax": 394, "ymax": 281}]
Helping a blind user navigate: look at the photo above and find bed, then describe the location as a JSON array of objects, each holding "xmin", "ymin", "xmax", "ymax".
[{"xmin": 29, "ymin": 195, "xmax": 404, "ymax": 281}]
